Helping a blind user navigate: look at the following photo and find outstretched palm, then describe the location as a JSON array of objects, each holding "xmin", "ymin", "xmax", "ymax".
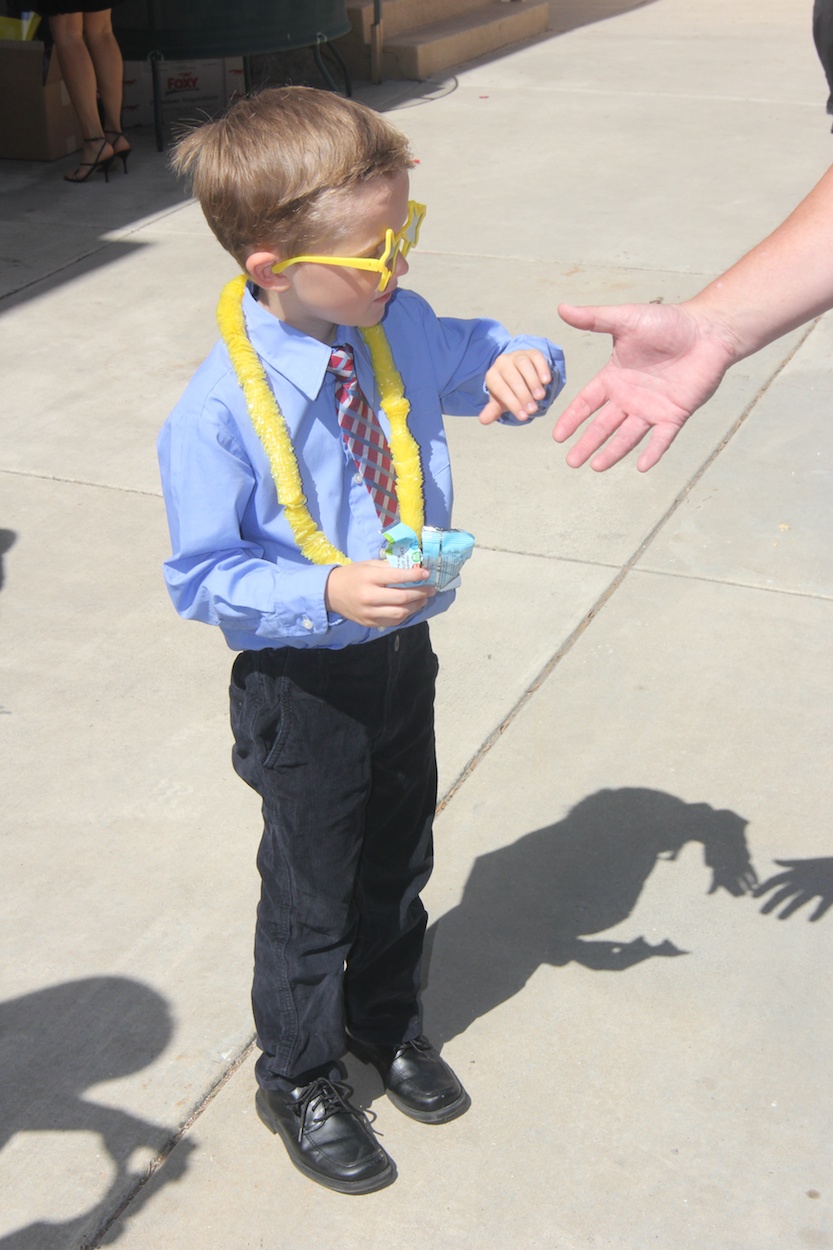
[{"xmin": 553, "ymin": 302, "xmax": 738, "ymax": 471}]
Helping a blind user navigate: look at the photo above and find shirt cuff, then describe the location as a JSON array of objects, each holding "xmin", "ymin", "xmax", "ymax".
[{"xmin": 270, "ymin": 564, "xmax": 336, "ymax": 637}]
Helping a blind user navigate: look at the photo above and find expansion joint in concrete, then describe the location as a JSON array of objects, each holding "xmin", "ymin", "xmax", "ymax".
[
  {"xmin": 85, "ymin": 1035, "xmax": 257, "ymax": 1250},
  {"xmin": 436, "ymin": 316, "xmax": 819, "ymax": 813}
]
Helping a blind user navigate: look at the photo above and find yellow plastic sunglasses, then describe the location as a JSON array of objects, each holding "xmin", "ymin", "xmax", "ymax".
[{"xmin": 271, "ymin": 201, "xmax": 426, "ymax": 293}]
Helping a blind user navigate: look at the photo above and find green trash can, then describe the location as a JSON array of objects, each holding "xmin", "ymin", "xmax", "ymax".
[
  {"xmin": 114, "ymin": 0, "xmax": 352, "ymax": 148},
  {"xmin": 114, "ymin": 0, "xmax": 351, "ymax": 60}
]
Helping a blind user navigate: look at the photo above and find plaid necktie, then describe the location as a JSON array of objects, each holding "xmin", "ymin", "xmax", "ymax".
[{"xmin": 329, "ymin": 343, "xmax": 399, "ymax": 528}]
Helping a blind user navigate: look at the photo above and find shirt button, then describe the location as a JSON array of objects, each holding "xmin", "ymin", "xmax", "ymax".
[
  {"xmin": 394, "ymin": 634, "xmax": 400, "ymax": 651},
  {"xmin": 302, "ymin": 616, "xmax": 313, "ymax": 630},
  {"xmin": 354, "ymin": 472, "xmax": 362, "ymax": 485}
]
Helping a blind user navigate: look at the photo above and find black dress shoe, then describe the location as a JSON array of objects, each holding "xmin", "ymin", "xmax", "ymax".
[
  {"xmin": 349, "ymin": 1034, "xmax": 470, "ymax": 1124},
  {"xmin": 255, "ymin": 1077, "xmax": 395, "ymax": 1194}
]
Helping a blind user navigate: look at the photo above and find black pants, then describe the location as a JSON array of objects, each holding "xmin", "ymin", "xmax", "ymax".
[
  {"xmin": 229, "ymin": 623, "xmax": 439, "ymax": 1092},
  {"xmin": 814, "ymin": 0, "xmax": 833, "ymax": 113}
]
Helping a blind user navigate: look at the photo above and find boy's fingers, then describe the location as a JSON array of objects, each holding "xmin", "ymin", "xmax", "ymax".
[
  {"xmin": 393, "ymin": 579, "xmax": 436, "ymax": 603},
  {"xmin": 515, "ymin": 350, "xmax": 551, "ymax": 393},
  {"xmin": 502, "ymin": 359, "xmax": 550, "ymax": 415},
  {"xmin": 397, "ymin": 585, "xmax": 436, "ymax": 604},
  {"xmin": 490, "ymin": 375, "xmax": 534, "ymax": 419},
  {"xmin": 370, "ymin": 583, "xmax": 436, "ymax": 627},
  {"xmin": 481, "ymin": 351, "xmax": 553, "ymax": 424},
  {"xmin": 478, "ymin": 397, "xmax": 503, "ymax": 425},
  {"xmin": 379, "ymin": 563, "xmax": 431, "ymax": 586}
]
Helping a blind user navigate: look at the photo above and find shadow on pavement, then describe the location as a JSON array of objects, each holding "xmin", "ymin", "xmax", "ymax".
[
  {"xmin": 0, "ymin": 976, "xmax": 194, "ymax": 1250},
  {"xmin": 753, "ymin": 856, "xmax": 833, "ymax": 921},
  {"xmin": 422, "ymin": 787, "xmax": 758, "ymax": 1045},
  {"xmin": 0, "ymin": 131, "xmax": 184, "ymax": 311},
  {"xmin": 0, "ymin": 0, "xmax": 659, "ymax": 312},
  {"xmin": 0, "ymin": 530, "xmax": 16, "ymax": 592}
]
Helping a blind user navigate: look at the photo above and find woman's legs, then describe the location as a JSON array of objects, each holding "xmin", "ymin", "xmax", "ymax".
[
  {"xmin": 82, "ymin": 9, "xmax": 129, "ymax": 152},
  {"xmin": 49, "ymin": 15, "xmax": 103, "ymax": 128},
  {"xmin": 49, "ymin": 11, "xmax": 112, "ymax": 178}
]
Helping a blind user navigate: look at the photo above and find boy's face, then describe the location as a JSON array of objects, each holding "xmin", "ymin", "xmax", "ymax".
[{"xmin": 249, "ymin": 172, "xmax": 412, "ymax": 343}]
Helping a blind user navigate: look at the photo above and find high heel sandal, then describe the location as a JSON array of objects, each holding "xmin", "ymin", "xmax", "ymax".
[
  {"xmin": 65, "ymin": 136, "xmax": 113, "ymax": 184},
  {"xmin": 104, "ymin": 130, "xmax": 132, "ymax": 175}
]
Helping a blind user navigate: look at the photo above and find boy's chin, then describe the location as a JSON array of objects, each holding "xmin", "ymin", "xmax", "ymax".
[
  {"xmin": 354, "ymin": 307, "xmax": 388, "ymax": 329},
  {"xmin": 341, "ymin": 292, "xmax": 393, "ymax": 332}
]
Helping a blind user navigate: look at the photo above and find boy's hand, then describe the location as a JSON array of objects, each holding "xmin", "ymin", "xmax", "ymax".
[
  {"xmin": 325, "ymin": 560, "xmax": 436, "ymax": 629},
  {"xmin": 480, "ymin": 349, "xmax": 552, "ymax": 425}
]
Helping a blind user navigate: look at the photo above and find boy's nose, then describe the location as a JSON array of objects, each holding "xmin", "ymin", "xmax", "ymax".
[{"xmin": 394, "ymin": 251, "xmax": 409, "ymax": 281}]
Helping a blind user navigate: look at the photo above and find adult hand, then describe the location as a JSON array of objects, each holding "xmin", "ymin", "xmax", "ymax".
[
  {"xmin": 553, "ymin": 302, "xmax": 738, "ymax": 471},
  {"xmin": 325, "ymin": 560, "xmax": 435, "ymax": 629}
]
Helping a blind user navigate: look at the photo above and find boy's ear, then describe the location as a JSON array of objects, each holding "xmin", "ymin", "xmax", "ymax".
[{"xmin": 246, "ymin": 250, "xmax": 290, "ymax": 291}]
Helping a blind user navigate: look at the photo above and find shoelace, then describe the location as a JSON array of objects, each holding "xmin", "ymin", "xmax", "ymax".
[
  {"xmin": 398, "ymin": 1035, "xmax": 433, "ymax": 1055},
  {"xmin": 293, "ymin": 1077, "xmax": 377, "ymax": 1142}
]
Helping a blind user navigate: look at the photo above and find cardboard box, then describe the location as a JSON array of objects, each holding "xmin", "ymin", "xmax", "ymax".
[
  {"xmin": 0, "ymin": 39, "xmax": 82, "ymax": 161},
  {"xmin": 121, "ymin": 55, "xmax": 244, "ymax": 137},
  {"xmin": 122, "ymin": 59, "xmax": 154, "ymax": 129},
  {"xmin": 157, "ymin": 57, "xmax": 245, "ymax": 142}
]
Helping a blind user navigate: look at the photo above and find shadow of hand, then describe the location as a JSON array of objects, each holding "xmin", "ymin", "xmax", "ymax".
[
  {"xmin": 707, "ymin": 860, "xmax": 758, "ymax": 897},
  {"xmin": 704, "ymin": 827, "xmax": 757, "ymax": 896},
  {"xmin": 422, "ymin": 788, "xmax": 753, "ymax": 1046},
  {"xmin": 752, "ymin": 857, "xmax": 833, "ymax": 921}
]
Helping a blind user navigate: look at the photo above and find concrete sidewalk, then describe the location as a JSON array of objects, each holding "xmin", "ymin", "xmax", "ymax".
[{"xmin": 1, "ymin": 1, "xmax": 832, "ymax": 1246}]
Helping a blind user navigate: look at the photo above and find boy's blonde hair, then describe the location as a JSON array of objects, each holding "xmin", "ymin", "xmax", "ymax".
[{"xmin": 171, "ymin": 87, "xmax": 414, "ymax": 267}]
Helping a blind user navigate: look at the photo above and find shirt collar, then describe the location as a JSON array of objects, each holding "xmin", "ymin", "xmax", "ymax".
[{"xmin": 241, "ymin": 283, "xmax": 368, "ymax": 401}]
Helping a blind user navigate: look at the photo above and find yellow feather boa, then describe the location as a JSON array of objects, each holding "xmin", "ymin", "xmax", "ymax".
[{"xmin": 216, "ymin": 274, "xmax": 424, "ymax": 566}]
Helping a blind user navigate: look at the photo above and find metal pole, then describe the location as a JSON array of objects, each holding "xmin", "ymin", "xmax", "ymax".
[{"xmin": 370, "ymin": 0, "xmax": 383, "ymax": 84}]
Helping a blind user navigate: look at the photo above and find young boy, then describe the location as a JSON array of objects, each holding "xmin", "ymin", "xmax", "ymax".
[{"xmin": 159, "ymin": 87, "xmax": 565, "ymax": 1195}]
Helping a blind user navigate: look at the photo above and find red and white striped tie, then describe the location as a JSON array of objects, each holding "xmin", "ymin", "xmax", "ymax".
[{"xmin": 329, "ymin": 344, "xmax": 399, "ymax": 529}]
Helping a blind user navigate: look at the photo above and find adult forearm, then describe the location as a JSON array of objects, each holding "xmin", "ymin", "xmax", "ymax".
[{"xmin": 683, "ymin": 163, "xmax": 833, "ymax": 363}]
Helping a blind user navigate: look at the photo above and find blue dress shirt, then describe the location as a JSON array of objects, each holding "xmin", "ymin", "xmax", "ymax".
[{"xmin": 157, "ymin": 286, "xmax": 565, "ymax": 651}]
